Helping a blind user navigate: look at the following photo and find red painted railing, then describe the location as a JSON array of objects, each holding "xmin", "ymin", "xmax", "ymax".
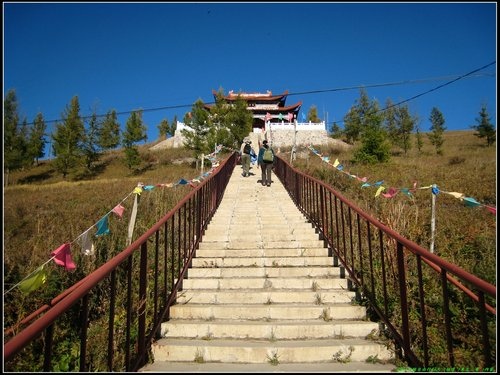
[
  {"xmin": 4, "ymin": 153, "xmax": 237, "ymax": 372},
  {"xmin": 274, "ymin": 156, "xmax": 496, "ymax": 369}
]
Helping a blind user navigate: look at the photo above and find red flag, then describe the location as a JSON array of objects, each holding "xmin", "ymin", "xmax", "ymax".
[{"xmin": 51, "ymin": 243, "xmax": 76, "ymax": 271}]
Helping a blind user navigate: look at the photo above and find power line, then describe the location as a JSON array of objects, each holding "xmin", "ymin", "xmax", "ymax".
[
  {"xmin": 325, "ymin": 61, "xmax": 496, "ymax": 127},
  {"xmin": 20, "ymin": 61, "xmax": 496, "ymax": 128}
]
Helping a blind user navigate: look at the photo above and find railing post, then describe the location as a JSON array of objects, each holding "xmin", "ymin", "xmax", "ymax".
[{"xmin": 396, "ymin": 242, "xmax": 411, "ymax": 362}]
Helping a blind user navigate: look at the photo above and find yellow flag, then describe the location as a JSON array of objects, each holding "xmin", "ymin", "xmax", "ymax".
[
  {"xmin": 19, "ymin": 265, "xmax": 47, "ymax": 294},
  {"xmin": 375, "ymin": 186, "xmax": 385, "ymax": 197}
]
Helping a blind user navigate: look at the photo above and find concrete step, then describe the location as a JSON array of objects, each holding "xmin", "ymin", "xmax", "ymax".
[
  {"xmin": 191, "ymin": 256, "xmax": 333, "ymax": 268},
  {"xmin": 201, "ymin": 231, "xmax": 320, "ymax": 242},
  {"xmin": 175, "ymin": 290, "xmax": 355, "ymax": 305},
  {"xmin": 197, "ymin": 239, "xmax": 326, "ymax": 250},
  {"xmin": 169, "ymin": 303, "xmax": 366, "ymax": 321},
  {"xmin": 194, "ymin": 248, "xmax": 329, "ymax": 258},
  {"xmin": 149, "ymin": 337, "xmax": 393, "ymax": 364},
  {"xmin": 201, "ymin": 225, "xmax": 317, "ymax": 236},
  {"xmin": 139, "ymin": 361, "xmax": 397, "ymax": 373},
  {"xmin": 180, "ymin": 277, "xmax": 349, "ymax": 290},
  {"xmin": 186, "ymin": 266, "xmax": 340, "ymax": 278},
  {"xmin": 161, "ymin": 319, "xmax": 380, "ymax": 340}
]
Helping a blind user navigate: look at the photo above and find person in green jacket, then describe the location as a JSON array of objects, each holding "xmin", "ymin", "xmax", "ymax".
[{"xmin": 257, "ymin": 140, "xmax": 274, "ymax": 186}]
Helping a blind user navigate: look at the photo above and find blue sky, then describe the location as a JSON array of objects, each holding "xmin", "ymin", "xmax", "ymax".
[{"xmin": 3, "ymin": 2, "xmax": 497, "ymax": 145}]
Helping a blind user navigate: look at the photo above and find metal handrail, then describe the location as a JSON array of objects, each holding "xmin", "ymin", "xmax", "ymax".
[
  {"xmin": 4, "ymin": 152, "xmax": 237, "ymax": 372},
  {"xmin": 274, "ymin": 155, "xmax": 496, "ymax": 369}
]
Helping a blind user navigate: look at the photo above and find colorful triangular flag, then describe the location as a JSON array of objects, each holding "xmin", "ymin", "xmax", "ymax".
[
  {"xmin": 19, "ymin": 265, "xmax": 48, "ymax": 293},
  {"xmin": 51, "ymin": 243, "xmax": 76, "ymax": 271}
]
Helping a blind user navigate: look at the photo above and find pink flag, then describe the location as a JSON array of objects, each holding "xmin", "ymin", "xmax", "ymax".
[
  {"xmin": 287, "ymin": 112, "xmax": 293, "ymax": 121},
  {"xmin": 486, "ymin": 206, "xmax": 496, "ymax": 215},
  {"xmin": 112, "ymin": 204, "xmax": 125, "ymax": 218},
  {"xmin": 51, "ymin": 243, "xmax": 76, "ymax": 271},
  {"xmin": 382, "ymin": 187, "xmax": 398, "ymax": 198}
]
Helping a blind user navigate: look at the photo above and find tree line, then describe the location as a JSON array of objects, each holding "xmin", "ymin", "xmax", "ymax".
[
  {"xmin": 329, "ymin": 88, "xmax": 495, "ymax": 163},
  {"xmin": 4, "ymin": 87, "xmax": 495, "ymax": 184},
  {"xmin": 3, "ymin": 89, "xmax": 179, "ymax": 185}
]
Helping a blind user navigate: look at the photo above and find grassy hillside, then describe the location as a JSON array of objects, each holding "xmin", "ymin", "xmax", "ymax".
[
  {"xmin": 3, "ymin": 131, "xmax": 496, "ymax": 331},
  {"xmin": 284, "ymin": 130, "xmax": 496, "ymax": 285}
]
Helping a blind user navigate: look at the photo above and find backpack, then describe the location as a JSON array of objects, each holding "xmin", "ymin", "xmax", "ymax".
[
  {"xmin": 243, "ymin": 143, "xmax": 251, "ymax": 154},
  {"xmin": 262, "ymin": 148, "xmax": 274, "ymax": 162}
]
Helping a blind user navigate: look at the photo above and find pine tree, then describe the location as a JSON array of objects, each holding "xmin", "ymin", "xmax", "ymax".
[
  {"xmin": 415, "ymin": 123, "xmax": 424, "ymax": 154},
  {"xmin": 122, "ymin": 110, "xmax": 147, "ymax": 170},
  {"xmin": 81, "ymin": 111, "xmax": 101, "ymax": 172},
  {"xmin": 224, "ymin": 94, "xmax": 253, "ymax": 148},
  {"xmin": 307, "ymin": 105, "xmax": 321, "ymax": 122},
  {"xmin": 51, "ymin": 96, "xmax": 85, "ymax": 178},
  {"xmin": 158, "ymin": 119, "xmax": 170, "ymax": 140},
  {"xmin": 330, "ymin": 122, "xmax": 343, "ymax": 139},
  {"xmin": 99, "ymin": 110, "xmax": 121, "ymax": 150},
  {"xmin": 343, "ymin": 88, "xmax": 376, "ymax": 144},
  {"xmin": 28, "ymin": 113, "xmax": 47, "ymax": 165},
  {"xmin": 395, "ymin": 105, "xmax": 416, "ymax": 155},
  {"xmin": 427, "ymin": 107, "xmax": 446, "ymax": 155},
  {"xmin": 4, "ymin": 89, "xmax": 27, "ymax": 185},
  {"xmin": 471, "ymin": 105, "xmax": 495, "ymax": 146},
  {"xmin": 343, "ymin": 89, "xmax": 391, "ymax": 164},
  {"xmin": 181, "ymin": 99, "xmax": 211, "ymax": 158},
  {"xmin": 384, "ymin": 99, "xmax": 399, "ymax": 146}
]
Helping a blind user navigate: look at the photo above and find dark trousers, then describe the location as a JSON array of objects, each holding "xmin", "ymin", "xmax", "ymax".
[
  {"xmin": 261, "ymin": 162, "xmax": 272, "ymax": 185},
  {"xmin": 241, "ymin": 154, "xmax": 250, "ymax": 176}
]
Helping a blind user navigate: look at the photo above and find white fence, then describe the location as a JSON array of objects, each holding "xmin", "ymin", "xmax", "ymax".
[{"xmin": 177, "ymin": 121, "xmax": 326, "ymax": 133}]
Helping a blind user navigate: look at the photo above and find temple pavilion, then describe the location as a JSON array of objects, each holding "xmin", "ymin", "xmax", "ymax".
[{"xmin": 207, "ymin": 90, "xmax": 302, "ymax": 131}]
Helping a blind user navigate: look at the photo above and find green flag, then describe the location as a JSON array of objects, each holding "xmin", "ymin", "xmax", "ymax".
[{"xmin": 19, "ymin": 265, "xmax": 47, "ymax": 294}]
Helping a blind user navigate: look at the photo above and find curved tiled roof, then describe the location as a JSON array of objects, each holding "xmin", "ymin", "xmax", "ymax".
[
  {"xmin": 251, "ymin": 101, "xmax": 302, "ymax": 113},
  {"xmin": 204, "ymin": 101, "xmax": 302, "ymax": 113},
  {"xmin": 212, "ymin": 89, "xmax": 289, "ymax": 102}
]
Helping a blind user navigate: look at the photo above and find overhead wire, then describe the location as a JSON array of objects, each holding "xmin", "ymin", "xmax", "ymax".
[{"xmin": 19, "ymin": 61, "xmax": 496, "ymax": 128}]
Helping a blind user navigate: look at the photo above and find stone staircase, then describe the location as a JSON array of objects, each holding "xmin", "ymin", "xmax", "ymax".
[{"xmin": 140, "ymin": 165, "xmax": 395, "ymax": 372}]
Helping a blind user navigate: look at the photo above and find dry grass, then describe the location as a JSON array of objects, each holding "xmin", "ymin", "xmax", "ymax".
[
  {"xmin": 2, "ymin": 131, "xmax": 496, "ymax": 331},
  {"xmin": 288, "ymin": 130, "xmax": 496, "ymax": 284},
  {"xmin": 3, "ymin": 145, "xmax": 210, "ymax": 329}
]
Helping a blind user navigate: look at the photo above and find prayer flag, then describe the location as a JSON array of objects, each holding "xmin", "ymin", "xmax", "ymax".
[
  {"xmin": 447, "ymin": 192, "xmax": 464, "ymax": 199},
  {"xmin": 51, "ymin": 243, "xmax": 76, "ymax": 271},
  {"xmin": 95, "ymin": 215, "xmax": 110, "ymax": 237},
  {"xmin": 112, "ymin": 204, "xmax": 125, "ymax": 218},
  {"xmin": 463, "ymin": 197, "xmax": 481, "ymax": 207},
  {"xmin": 80, "ymin": 228, "xmax": 95, "ymax": 255},
  {"xmin": 382, "ymin": 187, "xmax": 398, "ymax": 198},
  {"xmin": 19, "ymin": 265, "xmax": 47, "ymax": 293},
  {"xmin": 375, "ymin": 186, "xmax": 385, "ymax": 197}
]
